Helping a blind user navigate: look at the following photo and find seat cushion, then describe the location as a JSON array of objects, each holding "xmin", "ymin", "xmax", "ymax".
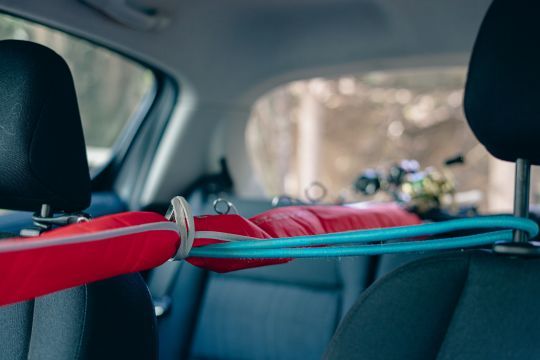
[
  {"xmin": 190, "ymin": 257, "xmax": 372, "ymax": 360},
  {"xmin": 153, "ymin": 196, "xmax": 428, "ymax": 359},
  {"xmin": 325, "ymin": 251, "xmax": 540, "ymax": 360}
]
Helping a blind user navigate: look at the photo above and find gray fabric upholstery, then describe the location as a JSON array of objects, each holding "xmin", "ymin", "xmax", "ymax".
[
  {"xmin": 154, "ymin": 262, "xmax": 207, "ymax": 359},
  {"xmin": 0, "ymin": 300, "xmax": 34, "ymax": 359},
  {"xmin": 375, "ymin": 252, "xmax": 433, "ymax": 279},
  {"xmin": 152, "ymin": 196, "xmax": 425, "ymax": 359},
  {"xmin": 28, "ymin": 286, "xmax": 89, "ymax": 360},
  {"xmin": 325, "ymin": 251, "xmax": 540, "ymax": 360},
  {"xmin": 190, "ymin": 257, "xmax": 372, "ymax": 360},
  {"xmin": 153, "ymin": 197, "xmax": 375, "ymax": 359},
  {"xmin": 0, "ymin": 274, "xmax": 158, "ymax": 360},
  {"xmin": 192, "ymin": 270, "xmax": 339, "ymax": 359}
]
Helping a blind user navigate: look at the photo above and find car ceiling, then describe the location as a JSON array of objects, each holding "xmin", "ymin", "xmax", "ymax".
[{"xmin": 0, "ymin": 0, "xmax": 492, "ymax": 206}]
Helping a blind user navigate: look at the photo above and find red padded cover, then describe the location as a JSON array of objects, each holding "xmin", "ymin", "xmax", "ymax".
[
  {"xmin": 0, "ymin": 212, "xmax": 179, "ymax": 306},
  {"xmin": 188, "ymin": 203, "xmax": 421, "ymax": 272},
  {"xmin": 0, "ymin": 203, "xmax": 419, "ymax": 306}
]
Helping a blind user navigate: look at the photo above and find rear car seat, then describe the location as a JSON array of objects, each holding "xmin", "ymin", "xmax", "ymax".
[{"xmin": 151, "ymin": 196, "xmax": 428, "ymax": 359}]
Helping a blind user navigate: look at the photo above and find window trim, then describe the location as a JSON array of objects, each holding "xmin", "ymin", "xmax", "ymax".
[
  {"xmin": 101, "ymin": 75, "xmax": 179, "ymax": 208},
  {"xmin": 89, "ymin": 77, "xmax": 158, "ymax": 178}
]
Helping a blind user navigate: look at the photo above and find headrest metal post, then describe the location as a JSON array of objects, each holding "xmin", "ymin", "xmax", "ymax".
[
  {"xmin": 40, "ymin": 204, "xmax": 52, "ymax": 218},
  {"xmin": 513, "ymin": 158, "xmax": 531, "ymax": 242}
]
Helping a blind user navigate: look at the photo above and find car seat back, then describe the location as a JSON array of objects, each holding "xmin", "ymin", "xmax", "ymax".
[{"xmin": 0, "ymin": 40, "xmax": 157, "ymax": 360}]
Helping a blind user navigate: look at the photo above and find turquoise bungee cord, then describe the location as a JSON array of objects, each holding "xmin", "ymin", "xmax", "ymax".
[
  {"xmin": 189, "ymin": 216, "xmax": 538, "ymax": 259},
  {"xmin": 191, "ymin": 230, "xmax": 510, "ymax": 258},
  {"xmin": 199, "ymin": 216, "xmax": 537, "ymax": 250}
]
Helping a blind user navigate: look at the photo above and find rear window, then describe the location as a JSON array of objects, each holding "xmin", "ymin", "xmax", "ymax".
[
  {"xmin": 0, "ymin": 13, "xmax": 155, "ymax": 170},
  {"xmin": 247, "ymin": 67, "xmax": 524, "ymax": 213}
]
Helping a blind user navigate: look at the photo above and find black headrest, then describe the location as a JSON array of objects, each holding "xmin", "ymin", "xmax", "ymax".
[
  {"xmin": 464, "ymin": 0, "xmax": 540, "ymax": 164},
  {"xmin": 0, "ymin": 40, "xmax": 90, "ymax": 212}
]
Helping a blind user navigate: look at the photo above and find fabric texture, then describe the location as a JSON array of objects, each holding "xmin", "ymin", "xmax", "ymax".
[
  {"xmin": 0, "ymin": 274, "xmax": 158, "ymax": 360},
  {"xmin": 325, "ymin": 251, "xmax": 540, "ymax": 360},
  {"xmin": 0, "ymin": 40, "xmax": 90, "ymax": 211},
  {"xmin": 151, "ymin": 197, "xmax": 449, "ymax": 359},
  {"xmin": 192, "ymin": 270, "xmax": 340, "ymax": 359},
  {"xmin": 190, "ymin": 257, "xmax": 372, "ymax": 360}
]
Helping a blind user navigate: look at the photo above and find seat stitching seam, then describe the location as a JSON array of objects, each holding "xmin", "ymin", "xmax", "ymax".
[
  {"xmin": 74, "ymin": 286, "xmax": 88, "ymax": 360},
  {"xmin": 26, "ymin": 300, "xmax": 35, "ymax": 360},
  {"xmin": 434, "ymin": 254, "xmax": 473, "ymax": 359},
  {"xmin": 324, "ymin": 254, "xmax": 469, "ymax": 358}
]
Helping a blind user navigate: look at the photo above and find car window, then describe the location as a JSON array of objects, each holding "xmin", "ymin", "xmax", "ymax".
[
  {"xmin": 247, "ymin": 67, "xmax": 524, "ymax": 213},
  {"xmin": 0, "ymin": 13, "xmax": 155, "ymax": 170}
]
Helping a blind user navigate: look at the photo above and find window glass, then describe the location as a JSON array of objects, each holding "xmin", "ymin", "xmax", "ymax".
[
  {"xmin": 0, "ymin": 13, "xmax": 155, "ymax": 169},
  {"xmin": 247, "ymin": 67, "xmax": 520, "ymax": 213}
]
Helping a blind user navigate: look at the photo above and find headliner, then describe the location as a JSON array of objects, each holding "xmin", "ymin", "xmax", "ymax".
[{"xmin": 0, "ymin": 0, "xmax": 492, "ymax": 205}]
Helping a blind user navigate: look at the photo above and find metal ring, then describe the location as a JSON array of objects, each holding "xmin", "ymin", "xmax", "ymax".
[
  {"xmin": 213, "ymin": 198, "xmax": 238, "ymax": 215},
  {"xmin": 304, "ymin": 181, "xmax": 328, "ymax": 203}
]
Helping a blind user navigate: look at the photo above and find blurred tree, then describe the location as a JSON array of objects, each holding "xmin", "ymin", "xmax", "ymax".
[{"xmin": 247, "ymin": 68, "xmax": 504, "ymax": 211}]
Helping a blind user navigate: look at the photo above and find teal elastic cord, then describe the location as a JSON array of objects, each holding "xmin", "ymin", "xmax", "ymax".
[{"xmin": 188, "ymin": 216, "xmax": 538, "ymax": 259}]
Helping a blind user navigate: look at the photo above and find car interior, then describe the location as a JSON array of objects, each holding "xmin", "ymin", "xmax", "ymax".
[{"xmin": 0, "ymin": 0, "xmax": 539, "ymax": 359}]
